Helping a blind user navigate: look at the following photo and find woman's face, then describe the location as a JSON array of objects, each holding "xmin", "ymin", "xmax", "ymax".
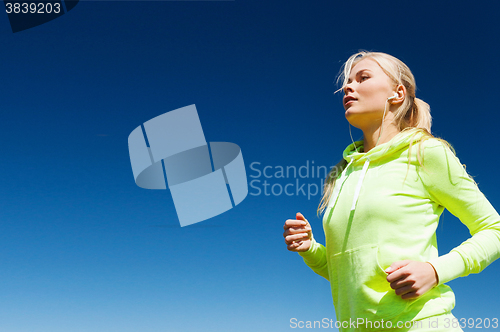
[{"xmin": 343, "ymin": 58, "xmax": 396, "ymax": 128}]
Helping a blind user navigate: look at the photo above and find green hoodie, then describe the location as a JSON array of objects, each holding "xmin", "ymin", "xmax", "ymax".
[{"xmin": 299, "ymin": 128, "xmax": 500, "ymax": 331}]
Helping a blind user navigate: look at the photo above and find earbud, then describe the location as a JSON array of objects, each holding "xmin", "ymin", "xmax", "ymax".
[{"xmin": 387, "ymin": 93, "xmax": 398, "ymax": 100}]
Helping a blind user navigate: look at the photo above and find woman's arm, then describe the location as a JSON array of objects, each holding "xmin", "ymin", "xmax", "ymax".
[
  {"xmin": 421, "ymin": 139, "xmax": 500, "ymax": 285},
  {"xmin": 284, "ymin": 213, "xmax": 329, "ymax": 280},
  {"xmin": 297, "ymin": 237, "xmax": 329, "ymax": 281}
]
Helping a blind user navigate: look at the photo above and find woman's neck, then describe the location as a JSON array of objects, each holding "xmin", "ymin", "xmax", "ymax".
[{"xmin": 362, "ymin": 122, "xmax": 400, "ymax": 152}]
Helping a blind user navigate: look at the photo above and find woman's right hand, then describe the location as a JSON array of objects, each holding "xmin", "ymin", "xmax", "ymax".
[{"xmin": 283, "ymin": 212, "xmax": 312, "ymax": 252}]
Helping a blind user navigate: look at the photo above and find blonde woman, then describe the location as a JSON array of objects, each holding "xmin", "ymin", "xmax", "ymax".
[{"xmin": 283, "ymin": 51, "xmax": 500, "ymax": 331}]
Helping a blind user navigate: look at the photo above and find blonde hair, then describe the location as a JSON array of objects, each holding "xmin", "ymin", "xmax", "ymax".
[{"xmin": 318, "ymin": 51, "xmax": 438, "ymax": 215}]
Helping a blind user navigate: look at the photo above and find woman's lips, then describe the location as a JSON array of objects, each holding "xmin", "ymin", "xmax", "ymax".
[{"xmin": 343, "ymin": 96, "xmax": 357, "ymax": 106}]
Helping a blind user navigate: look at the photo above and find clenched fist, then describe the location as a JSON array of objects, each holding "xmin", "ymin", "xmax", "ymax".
[{"xmin": 283, "ymin": 212, "xmax": 312, "ymax": 252}]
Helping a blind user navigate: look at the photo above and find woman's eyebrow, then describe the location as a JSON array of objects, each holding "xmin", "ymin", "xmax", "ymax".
[
  {"xmin": 348, "ymin": 69, "xmax": 372, "ymax": 81},
  {"xmin": 355, "ymin": 69, "xmax": 371, "ymax": 75}
]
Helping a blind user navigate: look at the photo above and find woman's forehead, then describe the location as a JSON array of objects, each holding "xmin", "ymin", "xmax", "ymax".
[{"xmin": 350, "ymin": 58, "xmax": 382, "ymax": 76}]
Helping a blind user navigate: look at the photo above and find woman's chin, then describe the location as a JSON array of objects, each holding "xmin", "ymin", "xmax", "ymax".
[{"xmin": 345, "ymin": 112, "xmax": 363, "ymax": 128}]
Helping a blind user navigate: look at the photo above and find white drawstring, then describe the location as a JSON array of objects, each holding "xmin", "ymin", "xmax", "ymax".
[
  {"xmin": 327, "ymin": 157, "xmax": 371, "ymax": 212},
  {"xmin": 350, "ymin": 158, "xmax": 371, "ymax": 211}
]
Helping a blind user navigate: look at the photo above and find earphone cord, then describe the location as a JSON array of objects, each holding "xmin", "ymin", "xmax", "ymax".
[
  {"xmin": 348, "ymin": 122, "xmax": 358, "ymax": 153},
  {"xmin": 348, "ymin": 96, "xmax": 391, "ymax": 153},
  {"xmin": 375, "ymin": 100, "xmax": 389, "ymax": 147}
]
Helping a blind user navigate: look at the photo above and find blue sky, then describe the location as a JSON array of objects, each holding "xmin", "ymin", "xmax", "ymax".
[{"xmin": 1, "ymin": 1, "xmax": 499, "ymax": 331}]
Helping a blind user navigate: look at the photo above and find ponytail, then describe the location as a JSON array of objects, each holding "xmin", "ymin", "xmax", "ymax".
[
  {"xmin": 412, "ymin": 98, "xmax": 432, "ymax": 132},
  {"xmin": 395, "ymin": 97, "xmax": 432, "ymax": 133}
]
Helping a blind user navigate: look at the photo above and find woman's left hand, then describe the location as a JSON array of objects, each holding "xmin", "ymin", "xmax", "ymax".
[{"xmin": 385, "ymin": 260, "xmax": 439, "ymax": 300}]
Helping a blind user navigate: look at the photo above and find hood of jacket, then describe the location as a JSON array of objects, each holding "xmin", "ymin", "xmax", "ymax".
[
  {"xmin": 329, "ymin": 128, "xmax": 428, "ymax": 212},
  {"xmin": 343, "ymin": 128, "xmax": 426, "ymax": 164}
]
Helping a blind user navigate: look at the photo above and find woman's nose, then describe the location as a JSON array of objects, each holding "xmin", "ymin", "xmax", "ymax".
[{"xmin": 344, "ymin": 83, "xmax": 354, "ymax": 95}]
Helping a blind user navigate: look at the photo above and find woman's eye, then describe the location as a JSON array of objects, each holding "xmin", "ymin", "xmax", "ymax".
[{"xmin": 361, "ymin": 76, "xmax": 369, "ymax": 81}]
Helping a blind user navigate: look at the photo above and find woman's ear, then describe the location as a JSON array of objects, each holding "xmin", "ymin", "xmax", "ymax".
[{"xmin": 391, "ymin": 85, "xmax": 406, "ymax": 104}]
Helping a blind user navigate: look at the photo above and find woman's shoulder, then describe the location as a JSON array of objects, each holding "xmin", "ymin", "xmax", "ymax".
[
  {"xmin": 420, "ymin": 136, "xmax": 455, "ymax": 156},
  {"xmin": 421, "ymin": 137, "xmax": 450, "ymax": 156},
  {"xmin": 400, "ymin": 129, "xmax": 451, "ymax": 154},
  {"xmin": 417, "ymin": 136, "xmax": 465, "ymax": 175},
  {"xmin": 400, "ymin": 131, "xmax": 446, "ymax": 154}
]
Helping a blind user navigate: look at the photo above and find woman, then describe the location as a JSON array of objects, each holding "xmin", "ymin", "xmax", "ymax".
[{"xmin": 283, "ymin": 51, "xmax": 500, "ymax": 331}]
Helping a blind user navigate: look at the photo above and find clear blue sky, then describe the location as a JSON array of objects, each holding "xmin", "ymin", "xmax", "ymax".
[{"xmin": 1, "ymin": 1, "xmax": 499, "ymax": 331}]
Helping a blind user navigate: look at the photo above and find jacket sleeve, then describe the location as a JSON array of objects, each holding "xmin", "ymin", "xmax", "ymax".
[
  {"xmin": 421, "ymin": 139, "xmax": 500, "ymax": 285},
  {"xmin": 298, "ymin": 237, "xmax": 329, "ymax": 281}
]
